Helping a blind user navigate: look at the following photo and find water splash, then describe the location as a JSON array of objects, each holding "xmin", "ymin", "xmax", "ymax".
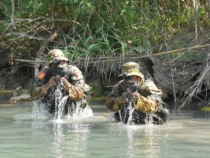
[
  {"xmin": 127, "ymin": 105, "xmax": 135, "ymax": 125},
  {"xmin": 55, "ymin": 95, "xmax": 68, "ymax": 120},
  {"xmin": 32, "ymin": 85, "xmax": 93, "ymax": 120},
  {"xmin": 55, "ymin": 84, "xmax": 63, "ymax": 118},
  {"xmin": 32, "ymin": 100, "xmax": 48, "ymax": 118},
  {"xmin": 119, "ymin": 110, "xmax": 122, "ymax": 122},
  {"xmin": 54, "ymin": 85, "xmax": 93, "ymax": 120},
  {"xmin": 146, "ymin": 113, "xmax": 154, "ymax": 126},
  {"xmin": 73, "ymin": 101, "xmax": 82, "ymax": 119},
  {"xmin": 109, "ymin": 112, "xmax": 115, "ymax": 123},
  {"xmin": 32, "ymin": 100, "xmax": 40, "ymax": 117},
  {"xmin": 126, "ymin": 98, "xmax": 136, "ymax": 125}
]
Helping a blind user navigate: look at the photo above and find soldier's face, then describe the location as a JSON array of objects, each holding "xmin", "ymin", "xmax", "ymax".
[
  {"xmin": 59, "ymin": 60, "xmax": 67, "ymax": 65},
  {"xmin": 130, "ymin": 75, "xmax": 138, "ymax": 81},
  {"xmin": 59, "ymin": 60, "xmax": 68, "ymax": 68},
  {"xmin": 52, "ymin": 60, "xmax": 67, "ymax": 68}
]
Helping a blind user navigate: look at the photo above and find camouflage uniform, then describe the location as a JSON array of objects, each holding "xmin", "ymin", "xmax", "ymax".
[
  {"xmin": 105, "ymin": 62, "xmax": 169, "ymax": 124},
  {"xmin": 30, "ymin": 49, "xmax": 91, "ymax": 114}
]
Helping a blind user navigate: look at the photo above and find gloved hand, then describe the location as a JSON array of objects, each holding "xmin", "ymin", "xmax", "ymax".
[
  {"xmin": 118, "ymin": 92, "xmax": 128, "ymax": 103},
  {"xmin": 118, "ymin": 88, "xmax": 140, "ymax": 103},
  {"xmin": 48, "ymin": 75, "xmax": 61, "ymax": 87},
  {"xmin": 126, "ymin": 88, "xmax": 140, "ymax": 101},
  {"xmin": 61, "ymin": 77, "xmax": 72, "ymax": 91}
]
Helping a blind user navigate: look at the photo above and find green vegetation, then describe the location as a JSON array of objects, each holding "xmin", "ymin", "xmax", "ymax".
[
  {"xmin": 1, "ymin": 0, "xmax": 210, "ymax": 62},
  {"xmin": 91, "ymin": 86, "xmax": 103, "ymax": 97},
  {"xmin": 1, "ymin": 0, "xmax": 210, "ymax": 108}
]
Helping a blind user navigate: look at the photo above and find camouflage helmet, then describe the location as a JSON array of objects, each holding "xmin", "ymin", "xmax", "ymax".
[
  {"xmin": 118, "ymin": 62, "xmax": 144, "ymax": 78},
  {"xmin": 47, "ymin": 49, "xmax": 68, "ymax": 65}
]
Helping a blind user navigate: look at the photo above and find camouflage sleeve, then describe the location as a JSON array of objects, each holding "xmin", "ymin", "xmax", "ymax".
[
  {"xmin": 105, "ymin": 81, "xmax": 123, "ymax": 112},
  {"xmin": 135, "ymin": 96, "xmax": 159, "ymax": 113},
  {"xmin": 30, "ymin": 67, "xmax": 49, "ymax": 101},
  {"xmin": 68, "ymin": 79, "xmax": 85, "ymax": 101},
  {"xmin": 136, "ymin": 79, "xmax": 162, "ymax": 113},
  {"xmin": 67, "ymin": 65, "xmax": 85, "ymax": 101},
  {"xmin": 30, "ymin": 86, "xmax": 42, "ymax": 101}
]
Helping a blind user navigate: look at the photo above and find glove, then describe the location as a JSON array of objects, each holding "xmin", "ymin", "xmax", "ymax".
[
  {"xmin": 118, "ymin": 92, "xmax": 128, "ymax": 103},
  {"xmin": 126, "ymin": 88, "xmax": 140, "ymax": 101},
  {"xmin": 118, "ymin": 89, "xmax": 140, "ymax": 103}
]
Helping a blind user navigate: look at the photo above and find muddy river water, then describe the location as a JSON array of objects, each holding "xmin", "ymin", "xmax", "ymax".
[{"xmin": 0, "ymin": 92, "xmax": 210, "ymax": 158}]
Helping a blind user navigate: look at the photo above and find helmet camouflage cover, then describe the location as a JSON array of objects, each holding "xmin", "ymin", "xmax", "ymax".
[{"xmin": 47, "ymin": 49, "xmax": 68, "ymax": 65}]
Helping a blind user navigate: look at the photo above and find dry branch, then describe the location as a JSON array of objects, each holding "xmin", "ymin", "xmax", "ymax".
[
  {"xmin": 178, "ymin": 54, "xmax": 210, "ymax": 110},
  {"xmin": 69, "ymin": 43, "xmax": 210, "ymax": 65},
  {"xmin": 6, "ymin": 33, "xmax": 58, "ymax": 42}
]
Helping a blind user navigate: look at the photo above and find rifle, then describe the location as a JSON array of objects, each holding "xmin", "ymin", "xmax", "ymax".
[
  {"xmin": 122, "ymin": 73, "xmax": 138, "ymax": 124},
  {"xmin": 50, "ymin": 59, "xmax": 66, "ymax": 77},
  {"xmin": 123, "ymin": 73, "xmax": 138, "ymax": 95}
]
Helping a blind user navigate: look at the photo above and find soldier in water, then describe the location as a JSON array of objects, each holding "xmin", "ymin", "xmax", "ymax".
[
  {"xmin": 105, "ymin": 62, "xmax": 169, "ymax": 124},
  {"xmin": 30, "ymin": 49, "xmax": 91, "ymax": 117}
]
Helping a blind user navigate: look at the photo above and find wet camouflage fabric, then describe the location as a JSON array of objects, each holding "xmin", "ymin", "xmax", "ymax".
[
  {"xmin": 105, "ymin": 79, "xmax": 161, "ymax": 114},
  {"xmin": 105, "ymin": 78, "xmax": 169, "ymax": 124},
  {"xmin": 30, "ymin": 65, "xmax": 90, "ymax": 111},
  {"xmin": 106, "ymin": 61, "xmax": 163, "ymax": 114},
  {"xmin": 136, "ymin": 96, "xmax": 159, "ymax": 113},
  {"xmin": 30, "ymin": 86, "xmax": 42, "ymax": 101}
]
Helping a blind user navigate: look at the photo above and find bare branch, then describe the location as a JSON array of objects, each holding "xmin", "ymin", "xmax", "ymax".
[
  {"xmin": 6, "ymin": 33, "xmax": 58, "ymax": 42},
  {"xmin": 0, "ymin": 23, "xmax": 14, "ymax": 41},
  {"xmin": 11, "ymin": 0, "xmax": 14, "ymax": 23}
]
